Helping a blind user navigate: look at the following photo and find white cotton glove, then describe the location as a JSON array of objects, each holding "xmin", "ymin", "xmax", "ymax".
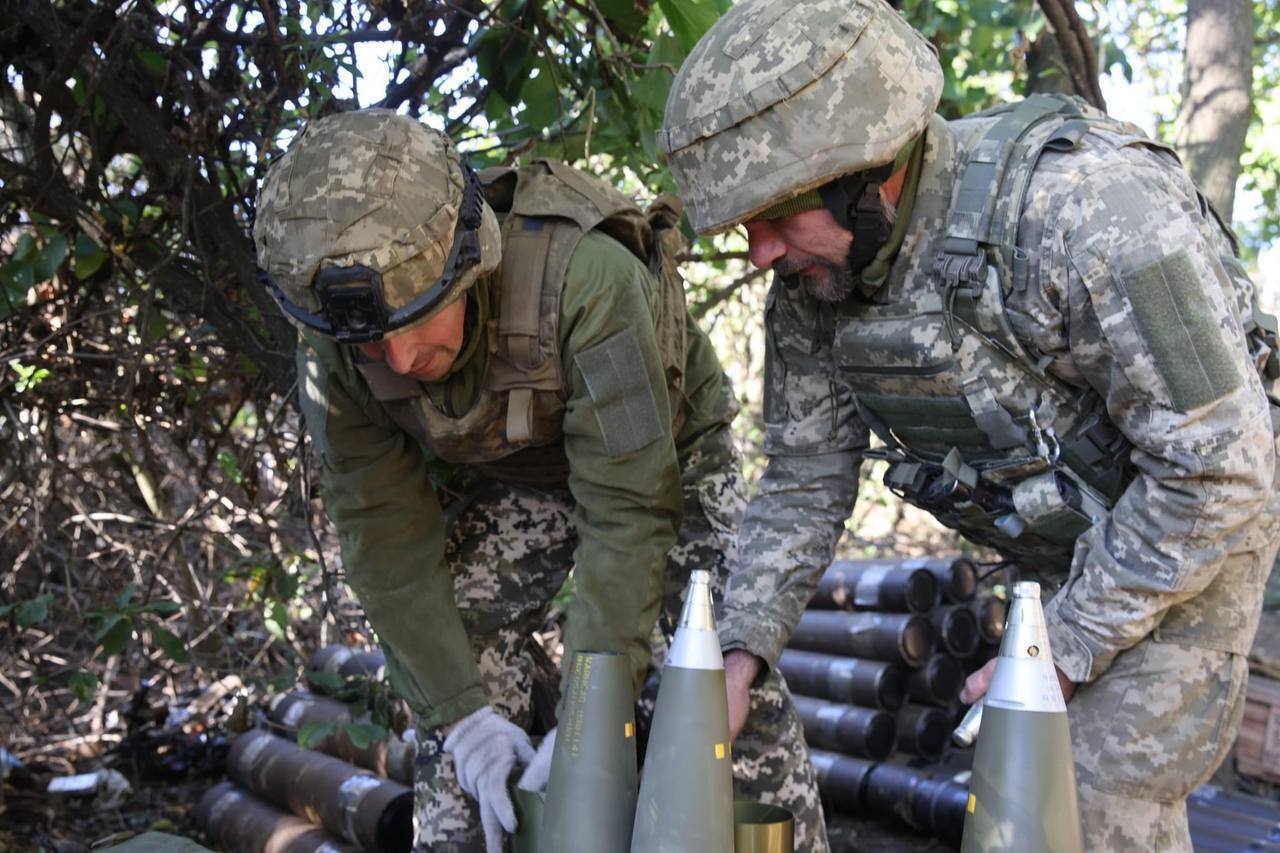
[
  {"xmin": 516, "ymin": 727, "xmax": 557, "ymax": 792},
  {"xmin": 442, "ymin": 706, "xmax": 536, "ymax": 853}
]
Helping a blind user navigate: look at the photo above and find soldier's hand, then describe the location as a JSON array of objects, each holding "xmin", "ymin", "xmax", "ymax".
[
  {"xmin": 517, "ymin": 727, "xmax": 556, "ymax": 792},
  {"xmin": 960, "ymin": 658, "xmax": 1077, "ymax": 704},
  {"xmin": 442, "ymin": 705, "xmax": 535, "ymax": 853},
  {"xmin": 724, "ymin": 650, "xmax": 763, "ymax": 743}
]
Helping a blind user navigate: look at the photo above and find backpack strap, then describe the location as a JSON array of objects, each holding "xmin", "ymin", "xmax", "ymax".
[
  {"xmin": 481, "ymin": 160, "xmax": 662, "ymax": 443},
  {"xmin": 935, "ymin": 95, "xmax": 1134, "ymax": 501},
  {"xmin": 940, "ymin": 94, "xmax": 1084, "ymax": 260}
]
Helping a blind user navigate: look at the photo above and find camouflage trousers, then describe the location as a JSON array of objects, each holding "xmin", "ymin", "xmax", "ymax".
[
  {"xmin": 1066, "ymin": 522, "xmax": 1279, "ymax": 852},
  {"xmin": 1068, "ymin": 639, "xmax": 1248, "ymax": 851},
  {"xmin": 412, "ymin": 433, "xmax": 828, "ymax": 852}
]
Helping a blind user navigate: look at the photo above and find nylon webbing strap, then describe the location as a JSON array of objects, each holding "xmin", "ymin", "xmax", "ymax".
[
  {"xmin": 499, "ymin": 216, "xmax": 552, "ymax": 369},
  {"xmin": 506, "ymin": 387, "xmax": 533, "ymax": 443},
  {"xmin": 961, "ymin": 375, "xmax": 1026, "ymax": 449},
  {"xmin": 942, "ymin": 95, "xmax": 1081, "ymax": 257}
]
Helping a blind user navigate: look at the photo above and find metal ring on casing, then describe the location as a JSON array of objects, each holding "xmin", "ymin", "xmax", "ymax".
[
  {"xmin": 205, "ymin": 785, "xmax": 243, "ymax": 832},
  {"xmin": 734, "ymin": 801, "xmax": 795, "ymax": 853},
  {"xmin": 338, "ymin": 773, "xmax": 381, "ymax": 844}
]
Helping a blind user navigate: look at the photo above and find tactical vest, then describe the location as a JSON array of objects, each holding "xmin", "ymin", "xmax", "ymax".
[
  {"xmin": 355, "ymin": 160, "xmax": 691, "ymax": 486},
  {"xmin": 835, "ymin": 95, "xmax": 1280, "ymax": 571}
]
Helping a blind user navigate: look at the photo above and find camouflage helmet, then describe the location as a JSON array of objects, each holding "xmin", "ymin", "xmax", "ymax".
[
  {"xmin": 254, "ymin": 109, "xmax": 502, "ymax": 342},
  {"xmin": 658, "ymin": 0, "xmax": 943, "ymax": 235}
]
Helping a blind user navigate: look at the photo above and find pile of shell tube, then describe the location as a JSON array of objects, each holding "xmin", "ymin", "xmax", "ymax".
[{"xmin": 197, "ymin": 645, "xmax": 414, "ymax": 853}]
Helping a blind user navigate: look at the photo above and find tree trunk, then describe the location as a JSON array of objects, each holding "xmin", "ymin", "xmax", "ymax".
[
  {"xmin": 1031, "ymin": 0, "xmax": 1107, "ymax": 110},
  {"xmin": 1176, "ymin": 0, "xmax": 1254, "ymax": 221}
]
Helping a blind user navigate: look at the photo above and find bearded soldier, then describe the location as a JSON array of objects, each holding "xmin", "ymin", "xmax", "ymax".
[
  {"xmin": 660, "ymin": 0, "xmax": 1280, "ymax": 849},
  {"xmin": 253, "ymin": 110, "xmax": 827, "ymax": 852}
]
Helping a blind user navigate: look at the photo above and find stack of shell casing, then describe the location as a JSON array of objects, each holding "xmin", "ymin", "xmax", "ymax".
[
  {"xmin": 198, "ymin": 645, "xmax": 414, "ymax": 853},
  {"xmin": 807, "ymin": 750, "xmax": 1280, "ymax": 850},
  {"xmin": 268, "ymin": 688, "xmax": 415, "ymax": 785},
  {"xmin": 808, "ymin": 751, "xmax": 971, "ymax": 845},
  {"xmin": 783, "ymin": 556, "xmax": 1004, "ymax": 766},
  {"xmin": 794, "ymin": 560, "xmax": 1280, "ymax": 851},
  {"xmin": 307, "ymin": 644, "xmax": 388, "ymax": 685}
]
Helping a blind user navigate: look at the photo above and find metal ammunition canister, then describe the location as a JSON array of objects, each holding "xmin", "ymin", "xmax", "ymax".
[
  {"xmin": 790, "ymin": 611, "xmax": 934, "ymax": 669},
  {"xmin": 794, "ymin": 695, "xmax": 895, "ymax": 761},
  {"xmin": 268, "ymin": 690, "xmax": 414, "ymax": 784},
  {"xmin": 779, "ymin": 650, "xmax": 907, "ymax": 711},
  {"xmin": 196, "ymin": 781, "xmax": 358, "ymax": 853},
  {"xmin": 228, "ymin": 730, "xmax": 412, "ymax": 853},
  {"xmin": 906, "ymin": 654, "xmax": 965, "ymax": 707},
  {"xmin": 811, "ymin": 561, "xmax": 938, "ymax": 614}
]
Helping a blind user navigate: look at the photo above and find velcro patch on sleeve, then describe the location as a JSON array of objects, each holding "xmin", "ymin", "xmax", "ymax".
[
  {"xmin": 574, "ymin": 327, "xmax": 665, "ymax": 457},
  {"xmin": 1118, "ymin": 248, "xmax": 1243, "ymax": 411}
]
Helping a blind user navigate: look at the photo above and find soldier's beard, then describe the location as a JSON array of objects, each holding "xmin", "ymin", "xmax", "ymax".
[{"xmin": 775, "ymin": 252, "xmax": 857, "ymax": 303}]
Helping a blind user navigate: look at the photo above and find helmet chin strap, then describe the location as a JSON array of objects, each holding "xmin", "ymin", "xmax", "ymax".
[{"xmin": 818, "ymin": 164, "xmax": 894, "ymax": 280}]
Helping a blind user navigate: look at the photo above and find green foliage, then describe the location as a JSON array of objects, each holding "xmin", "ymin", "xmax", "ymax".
[
  {"xmin": 88, "ymin": 584, "xmax": 185, "ymax": 662},
  {"xmin": 656, "ymin": 0, "xmax": 724, "ymax": 52},
  {"xmin": 899, "ymin": 0, "xmax": 1040, "ymax": 115},
  {"xmin": 2, "ymin": 2, "xmax": 1273, "ymax": 794},
  {"xmin": 0, "ymin": 594, "xmax": 53, "ymax": 628},
  {"xmin": 305, "ymin": 669, "xmax": 346, "ymax": 692},
  {"xmin": 297, "ymin": 719, "xmax": 338, "ymax": 749},
  {"xmin": 9, "ymin": 361, "xmax": 51, "ymax": 393},
  {"xmin": 67, "ymin": 670, "xmax": 99, "ymax": 704},
  {"xmin": 342, "ymin": 720, "xmax": 389, "ymax": 750}
]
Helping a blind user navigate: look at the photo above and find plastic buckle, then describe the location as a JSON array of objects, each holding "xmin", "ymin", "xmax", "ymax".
[
  {"xmin": 1028, "ymin": 406, "xmax": 1061, "ymax": 464},
  {"xmin": 934, "ymin": 251, "xmax": 989, "ymax": 289}
]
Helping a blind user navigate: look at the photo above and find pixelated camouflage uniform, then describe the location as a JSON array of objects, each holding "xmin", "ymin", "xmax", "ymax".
[
  {"xmin": 658, "ymin": 1, "xmax": 1280, "ymax": 849},
  {"xmin": 731, "ymin": 115, "xmax": 1280, "ymax": 850},
  {"xmin": 288, "ymin": 149, "xmax": 827, "ymax": 848}
]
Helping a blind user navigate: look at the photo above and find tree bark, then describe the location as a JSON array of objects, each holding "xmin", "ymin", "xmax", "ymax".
[
  {"xmin": 1032, "ymin": 0, "xmax": 1107, "ymax": 111},
  {"xmin": 1175, "ymin": 0, "xmax": 1254, "ymax": 221}
]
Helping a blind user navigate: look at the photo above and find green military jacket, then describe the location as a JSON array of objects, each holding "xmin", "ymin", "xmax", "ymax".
[
  {"xmin": 723, "ymin": 111, "xmax": 1278, "ymax": 686},
  {"xmin": 297, "ymin": 226, "xmax": 734, "ymax": 728}
]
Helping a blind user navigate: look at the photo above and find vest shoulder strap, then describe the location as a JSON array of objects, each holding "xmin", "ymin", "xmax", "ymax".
[{"xmin": 483, "ymin": 161, "xmax": 666, "ymax": 439}]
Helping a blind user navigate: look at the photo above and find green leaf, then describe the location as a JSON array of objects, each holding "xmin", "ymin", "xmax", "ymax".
[
  {"xmin": 68, "ymin": 670, "xmax": 99, "ymax": 704},
  {"xmin": 341, "ymin": 721, "xmax": 388, "ymax": 750},
  {"xmin": 93, "ymin": 613, "xmax": 122, "ymax": 642},
  {"xmin": 32, "ymin": 233, "xmax": 68, "ymax": 280},
  {"xmin": 16, "ymin": 595, "xmax": 52, "ymax": 628},
  {"xmin": 521, "ymin": 59, "xmax": 561, "ymax": 129},
  {"xmin": 136, "ymin": 49, "xmax": 167, "ymax": 76},
  {"xmin": 264, "ymin": 598, "xmax": 289, "ymax": 641},
  {"xmin": 97, "ymin": 616, "xmax": 134, "ymax": 657},
  {"xmin": 305, "ymin": 669, "xmax": 345, "ymax": 691},
  {"xmin": 269, "ymin": 669, "xmax": 299, "ymax": 693},
  {"xmin": 12, "ymin": 233, "xmax": 37, "ymax": 263},
  {"xmin": 596, "ymin": 0, "xmax": 648, "ymax": 37},
  {"xmin": 74, "ymin": 232, "xmax": 108, "ymax": 280},
  {"xmin": 656, "ymin": 0, "xmax": 721, "ymax": 53},
  {"xmin": 271, "ymin": 564, "xmax": 299, "ymax": 601},
  {"xmin": 0, "ymin": 260, "xmax": 35, "ymax": 321},
  {"xmin": 297, "ymin": 720, "xmax": 337, "ymax": 749},
  {"xmin": 10, "ymin": 360, "xmax": 50, "ymax": 393},
  {"xmin": 149, "ymin": 624, "xmax": 190, "ymax": 662},
  {"xmin": 217, "ymin": 451, "xmax": 245, "ymax": 485},
  {"xmin": 115, "ymin": 583, "xmax": 137, "ymax": 609},
  {"xmin": 136, "ymin": 600, "xmax": 181, "ymax": 615}
]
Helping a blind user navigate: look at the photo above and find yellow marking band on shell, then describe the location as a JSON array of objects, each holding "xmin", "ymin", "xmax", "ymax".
[
  {"xmin": 624, "ymin": 722, "xmax": 634, "ymax": 738},
  {"xmin": 967, "ymin": 793, "xmax": 977, "ymax": 814},
  {"xmin": 715, "ymin": 743, "xmax": 727, "ymax": 760}
]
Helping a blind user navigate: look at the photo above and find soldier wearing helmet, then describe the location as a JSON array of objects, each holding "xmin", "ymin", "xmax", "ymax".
[
  {"xmin": 255, "ymin": 109, "xmax": 828, "ymax": 852},
  {"xmin": 662, "ymin": 0, "xmax": 1280, "ymax": 849}
]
